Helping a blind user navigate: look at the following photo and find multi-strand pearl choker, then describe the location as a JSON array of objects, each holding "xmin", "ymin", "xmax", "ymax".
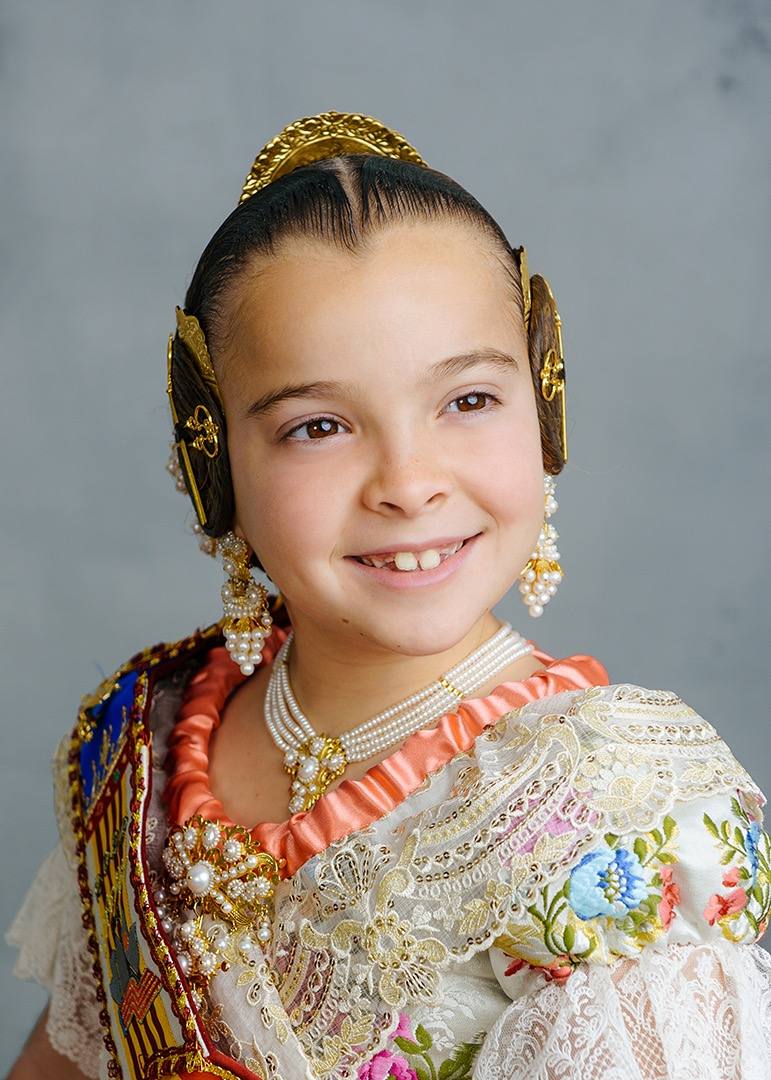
[{"xmin": 263, "ymin": 622, "xmax": 534, "ymax": 813}]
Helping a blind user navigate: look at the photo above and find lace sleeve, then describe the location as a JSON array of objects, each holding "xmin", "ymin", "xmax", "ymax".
[
  {"xmin": 475, "ymin": 785, "xmax": 771, "ymax": 1079},
  {"xmin": 474, "ymin": 938, "xmax": 771, "ymax": 1080},
  {"xmin": 5, "ymin": 735, "xmax": 105, "ymax": 1079}
]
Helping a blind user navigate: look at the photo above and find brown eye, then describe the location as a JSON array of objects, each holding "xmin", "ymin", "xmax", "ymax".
[
  {"xmin": 282, "ymin": 416, "xmax": 345, "ymax": 442},
  {"xmin": 451, "ymin": 392, "xmax": 491, "ymax": 413},
  {"xmin": 305, "ymin": 418, "xmax": 340, "ymax": 439}
]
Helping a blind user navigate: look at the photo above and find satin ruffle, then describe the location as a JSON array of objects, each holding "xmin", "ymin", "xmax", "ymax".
[{"xmin": 164, "ymin": 624, "xmax": 609, "ymax": 876}]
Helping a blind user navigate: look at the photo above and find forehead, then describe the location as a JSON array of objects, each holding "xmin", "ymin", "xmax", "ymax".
[{"xmin": 221, "ymin": 219, "xmax": 524, "ymax": 379}]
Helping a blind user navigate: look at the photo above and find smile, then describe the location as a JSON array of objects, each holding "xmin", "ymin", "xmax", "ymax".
[{"xmin": 345, "ymin": 533, "xmax": 482, "ymax": 589}]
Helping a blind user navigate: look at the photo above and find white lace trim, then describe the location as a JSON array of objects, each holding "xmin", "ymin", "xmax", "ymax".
[
  {"xmin": 6, "ymin": 841, "xmax": 104, "ymax": 1080},
  {"xmin": 473, "ymin": 939, "xmax": 771, "ymax": 1080}
]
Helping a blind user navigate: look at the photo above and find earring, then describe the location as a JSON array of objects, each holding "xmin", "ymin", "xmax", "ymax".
[
  {"xmin": 518, "ymin": 474, "xmax": 563, "ymax": 618},
  {"xmin": 219, "ymin": 532, "xmax": 273, "ymax": 674}
]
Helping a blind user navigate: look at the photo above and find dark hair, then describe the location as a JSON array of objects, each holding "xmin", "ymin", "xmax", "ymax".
[{"xmin": 170, "ymin": 154, "xmax": 566, "ymax": 568}]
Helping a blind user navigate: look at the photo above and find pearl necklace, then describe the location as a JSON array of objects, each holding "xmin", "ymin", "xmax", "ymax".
[{"xmin": 264, "ymin": 622, "xmax": 534, "ymax": 813}]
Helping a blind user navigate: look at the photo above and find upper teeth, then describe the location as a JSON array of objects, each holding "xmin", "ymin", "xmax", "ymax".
[{"xmin": 359, "ymin": 539, "xmax": 464, "ymax": 571}]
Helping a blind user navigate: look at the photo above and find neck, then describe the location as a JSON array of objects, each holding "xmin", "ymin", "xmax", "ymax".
[{"xmin": 276, "ymin": 608, "xmax": 513, "ymax": 741}]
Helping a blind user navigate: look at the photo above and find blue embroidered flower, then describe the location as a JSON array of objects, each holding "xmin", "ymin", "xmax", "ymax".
[
  {"xmin": 569, "ymin": 844, "xmax": 648, "ymax": 920},
  {"xmin": 747, "ymin": 822, "xmax": 762, "ymax": 881}
]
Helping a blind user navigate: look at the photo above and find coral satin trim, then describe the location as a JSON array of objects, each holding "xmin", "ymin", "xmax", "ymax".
[{"xmin": 164, "ymin": 624, "xmax": 609, "ymax": 876}]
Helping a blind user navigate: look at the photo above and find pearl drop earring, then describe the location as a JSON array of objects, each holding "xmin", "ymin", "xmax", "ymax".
[
  {"xmin": 518, "ymin": 474, "xmax": 563, "ymax": 618},
  {"xmin": 219, "ymin": 532, "xmax": 273, "ymax": 674}
]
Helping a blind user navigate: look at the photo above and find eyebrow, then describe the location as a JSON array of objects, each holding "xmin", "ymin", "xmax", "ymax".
[{"xmin": 244, "ymin": 347, "xmax": 519, "ymax": 419}]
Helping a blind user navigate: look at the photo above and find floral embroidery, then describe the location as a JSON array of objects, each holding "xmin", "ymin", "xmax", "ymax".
[
  {"xmin": 657, "ymin": 864, "xmax": 681, "ymax": 929},
  {"xmin": 703, "ymin": 796, "xmax": 771, "ymax": 941},
  {"xmin": 494, "ymin": 815, "xmax": 681, "ymax": 980},
  {"xmin": 301, "ymin": 836, "xmax": 448, "ymax": 1010},
  {"xmin": 358, "ymin": 1049, "xmax": 416, "ymax": 1080},
  {"xmin": 569, "ymin": 845, "xmax": 648, "ymax": 919},
  {"xmin": 357, "ymin": 1013, "xmax": 482, "ymax": 1080}
]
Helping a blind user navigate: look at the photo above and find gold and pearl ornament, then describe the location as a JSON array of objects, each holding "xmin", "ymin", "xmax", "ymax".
[
  {"xmin": 159, "ymin": 816, "xmax": 282, "ymax": 988},
  {"xmin": 518, "ymin": 473, "xmax": 564, "ymax": 618},
  {"xmin": 219, "ymin": 531, "xmax": 273, "ymax": 675}
]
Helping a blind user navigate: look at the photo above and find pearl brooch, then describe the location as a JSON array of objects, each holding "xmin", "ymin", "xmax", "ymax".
[{"xmin": 159, "ymin": 815, "xmax": 282, "ymax": 988}]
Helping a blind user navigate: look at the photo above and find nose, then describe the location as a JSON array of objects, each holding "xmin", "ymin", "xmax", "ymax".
[{"xmin": 359, "ymin": 433, "xmax": 452, "ymax": 517}]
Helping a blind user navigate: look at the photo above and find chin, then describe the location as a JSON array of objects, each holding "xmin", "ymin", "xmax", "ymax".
[{"xmin": 356, "ymin": 606, "xmax": 489, "ymax": 657}]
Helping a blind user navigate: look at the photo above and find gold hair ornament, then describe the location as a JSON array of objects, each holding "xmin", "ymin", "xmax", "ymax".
[
  {"xmin": 239, "ymin": 109, "xmax": 428, "ymax": 203},
  {"xmin": 518, "ymin": 245, "xmax": 532, "ymax": 332},
  {"xmin": 166, "ymin": 333, "xmax": 216, "ymax": 529},
  {"xmin": 185, "ymin": 404, "xmax": 219, "ymax": 458},
  {"xmin": 174, "ymin": 306, "xmax": 221, "ymax": 401},
  {"xmin": 538, "ymin": 278, "xmax": 568, "ymax": 465}
]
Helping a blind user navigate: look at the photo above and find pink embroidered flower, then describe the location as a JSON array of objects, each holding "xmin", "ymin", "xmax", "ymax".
[
  {"xmin": 357, "ymin": 1049, "xmax": 417, "ymax": 1080},
  {"xmin": 722, "ymin": 866, "xmax": 741, "ymax": 888},
  {"xmin": 393, "ymin": 1013, "xmax": 415, "ymax": 1042},
  {"xmin": 504, "ymin": 954, "xmax": 573, "ymax": 984},
  {"xmin": 703, "ymin": 886, "xmax": 748, "ymax": 926},
  {"xmin": 657, "ymin": 865, "xmax": 682, "ymax": 929},
  {"xmin": 542, "ymin": 956, "xmax": 574, "ymax": 984},
  {"xmin": 504, "ymin": 956, "xmax": 527, "ymax": 977}
]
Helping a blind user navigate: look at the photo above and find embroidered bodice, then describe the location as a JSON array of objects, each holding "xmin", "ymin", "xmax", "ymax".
[{"xmin": 7, "ymin": 623, "xmax": 771, "ymax": 1080}]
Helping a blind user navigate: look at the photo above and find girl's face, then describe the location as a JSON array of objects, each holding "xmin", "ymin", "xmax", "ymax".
[{"xmin": 219, "ymin": 219, "xmax": 545, "ymax": 658}]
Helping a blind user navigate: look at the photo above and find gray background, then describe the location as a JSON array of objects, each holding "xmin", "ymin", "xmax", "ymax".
[{"xmin": 2, "ymin": 0, "xmax": 769, "ymax": 1067}]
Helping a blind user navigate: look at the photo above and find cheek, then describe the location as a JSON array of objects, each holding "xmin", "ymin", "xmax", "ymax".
[
  {"xmin": 230, "ymin": 440, "xmax": 346, "ymax": 563},
  {"xmin": 460, "ymin": 405, "xmax": 544, "ymax": 524}
]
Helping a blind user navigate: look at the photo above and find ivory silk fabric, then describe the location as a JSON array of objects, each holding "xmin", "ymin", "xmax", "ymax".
[{"xmin": 7, "ymin": 629, "xmax": 771, "ymax": 1080}]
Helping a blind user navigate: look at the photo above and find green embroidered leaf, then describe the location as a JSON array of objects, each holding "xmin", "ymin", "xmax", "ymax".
[
  {"xmin": 604, "ymin": 833, "xmax": 620, "ymax": 846},
  {"xmin": 731, "ymin": 796, "xmax": 745, "ymax": 822},
  {"xmin": 438, "ymin": 1040, "xmax": 482, "ymax": 1079},
  {"xmin": 415, "ymin": 1024, "xmax": 433, "ymax": 1051},
  {"xmin": 650, "ymin": 828, "xmax": 664, "ymax": 847},
  {"xmin": 720, "ymin": 849, "xmax": 735, "ymax": 865},
  {"xmin": 751, "ymin": 883, "xmax": 765, "ymax": 905},
  {"xmin": 703, "ymin": 814, "xmax": 720, "ymax": 839},
  {"xmin": 720, "ymin": 821, "xmax": 731, "ymax": 842},
  {"xmin": 658, "ymin": 852, "xmax": 677, "ymax": 864},
  {"xmin": 663, "ymin": 815, "xmax": 677, "ymax": 840},
  {"xmin": 745, "ymin": 909, "xmax": 759, "ymax": 935},
  {"xmin": 634, "ymin": 837, "xmax": 648, "ymax": 862},
  {"xmin": 563, "ymin": 923, "xmax": 575, "ymax": 952},
  {"xmin": 415, "ymin": 1067, "xmax": 430, "ymax": 1080},
  {"xmin": 733, "ymin": 825, "xmax": 747, "ymax": 849},
  {"xmin": 394, "ymin": 1037, "xmax": 423, "ymax": 1055},
  {"xmin": 739, "ymin": 866, "xmax": 752, "ymax": 881},
  {"xmin": 651, "ymin": 871, "xmax": 662, "ymax": 888},
  {"xmin": 552, "ymin": 901, "xmax": 567, "ymax": 924}
]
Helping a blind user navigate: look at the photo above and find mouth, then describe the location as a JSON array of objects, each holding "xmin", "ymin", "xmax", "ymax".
[{"xmin": 344, "ymin": 532, "xmax": 483, "ymax": 587}]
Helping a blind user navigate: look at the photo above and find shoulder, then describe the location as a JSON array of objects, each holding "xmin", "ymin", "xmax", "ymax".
[
  {"xmin": 487, "ymin": 683, "xmax": 770, "ymax": 990},
  {"xmin": 53, "ymin": 621, "xmax": 224, "ymax": 826},
  {"xmin": 75, "ymin": 620, "xmax": 223, "ymax": 743},
  {"xmin": 543, "ymin": 680, "xmax": 763, "ymax": 815}
]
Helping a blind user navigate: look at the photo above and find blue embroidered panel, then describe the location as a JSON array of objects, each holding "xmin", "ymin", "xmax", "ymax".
[{"xmin": 79, "ymin": 669, "xmax": 139, "ymax": 811}]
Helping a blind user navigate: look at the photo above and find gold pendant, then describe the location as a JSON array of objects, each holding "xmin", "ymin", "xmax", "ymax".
[{"xmin": 284, "ymin": 735, "xmax": 348, "ymax": 813}]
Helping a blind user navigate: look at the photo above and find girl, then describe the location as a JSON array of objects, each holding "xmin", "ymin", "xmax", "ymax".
[{"xmin": 8, "ymin": 110, "xmax": 771, "ymax": 1080}]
